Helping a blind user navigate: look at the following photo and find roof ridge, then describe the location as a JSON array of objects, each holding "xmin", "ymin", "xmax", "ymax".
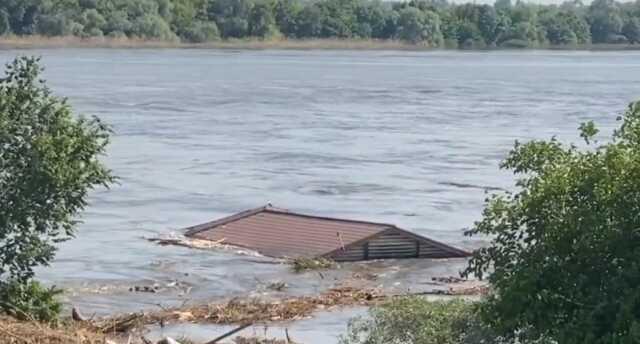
[
  {"xmin": 262, "ymin": 207, "xmax": 396, "ymax": 228},
  {"xmin": 184, "ymin": 205, "xmax": 268, "ymax": 236},
  {"xmin": 184, "ymin": 205, "xmax": 396, "ymax": 236}
]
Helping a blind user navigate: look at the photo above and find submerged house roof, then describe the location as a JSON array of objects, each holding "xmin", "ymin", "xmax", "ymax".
[{"xmin": 184, "ymin": 205, "xmax": 470, "ymax": 261}]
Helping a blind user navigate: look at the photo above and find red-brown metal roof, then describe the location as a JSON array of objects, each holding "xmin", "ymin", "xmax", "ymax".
[
  {"xmin": 185, "ymin": 206, "xmax": 391, "ymax": 258},
  {"xmin": 184, "ymin": 205, "xmax": 470, "ymax": 259}
]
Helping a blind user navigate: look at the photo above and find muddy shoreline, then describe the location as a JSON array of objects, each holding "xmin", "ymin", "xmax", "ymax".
[{"xmin": 1, "ymin": 35, "xmax": 640, "ymax": 51}]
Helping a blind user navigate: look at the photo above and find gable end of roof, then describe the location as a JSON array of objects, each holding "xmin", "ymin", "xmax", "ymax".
[{"xmin": 323, "ymin": 226, "xmax": 471, "ymax": 259}]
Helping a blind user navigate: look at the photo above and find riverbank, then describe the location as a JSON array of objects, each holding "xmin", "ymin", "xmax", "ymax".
[
  {"xmin": 1, "ymin": 35, "xmax": 640, "ymax": 51},
  {"xmin": 0, "ymin": 281, "xmax": 486, "ymax": 344},
  {"xmin": 0, "ymin": 316, "xmax": 106, "ymax": 344},
  {"xmin": 0, "ymin": 36, "xmax": 415, "ymax": 50}
]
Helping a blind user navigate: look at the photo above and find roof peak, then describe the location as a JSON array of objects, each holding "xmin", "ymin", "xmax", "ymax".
[
  {"xmin": 260, "ymin": 204, "xmax": 397, "ymax": 228},
  {"xmin": 184, "ymin": 204, "xmax": 395, "ymax": 237}
]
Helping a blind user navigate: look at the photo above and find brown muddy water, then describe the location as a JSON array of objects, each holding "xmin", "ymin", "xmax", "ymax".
[{"xmin": 4, "ymin": 49, "xmax": 639, "ymax": 343}]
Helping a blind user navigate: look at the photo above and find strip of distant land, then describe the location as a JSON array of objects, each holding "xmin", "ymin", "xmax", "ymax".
[{"xmin": 1, "ymin": 36, "xmax": 639, "ymax": 51}]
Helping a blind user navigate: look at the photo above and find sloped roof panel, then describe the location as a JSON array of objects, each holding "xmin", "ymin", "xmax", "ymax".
[
  {"xmin": 186, "ymin": 206, "xmax": 390, "ymax": 258},
  {"xmin": 184, "ymin": 205, "xmax": 470, "ymax": 260}
]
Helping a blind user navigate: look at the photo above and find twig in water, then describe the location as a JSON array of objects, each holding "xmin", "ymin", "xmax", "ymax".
[{"xmin": 205, "ymin": 323, "xmax": 252, "ymax": 344}]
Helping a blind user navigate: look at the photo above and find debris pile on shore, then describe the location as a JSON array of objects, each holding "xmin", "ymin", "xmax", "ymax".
[
  {"xmin": 98, "ymin": 287, "xmax": 382, "ymax": 333},
  {"xmin": 0, "ymin": 316, "xmax": 106, "ymax": 344},
  {"xmin": 96, "ymin": 280, "xmax": 488, "ymax": 335}
]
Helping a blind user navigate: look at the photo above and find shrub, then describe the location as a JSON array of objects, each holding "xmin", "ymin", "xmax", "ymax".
[
  {"xmin": 107, "ymin": 30, "xmax": 127, "ymax": 39},
  {"xmin": 84, "ymin": 27, "xmax": 104, "ymax": 37},
  {"xmin": 103, "ymin": 11, "xmax": 132, "ymax": 35},
  {"xmin": 0, "ymin": 57, "xmax": 114, "ymax": 321},
  {"xmin": 340, "ymin": 298, "xmax": 495, "ymax": 344},
  {"xmin": 132, "ymin": 14, "xmax": 176, "ymax": 41},
  {"xmin": 68, "ymin": 21, "xmax": 85, "ymax": 36},
  {"xmin": 499, "ymin": 38, "xmax": 530, "ymax": 48},
  {"xmin": 0, "ymin": 280, "xmax": 62, "ymax": 323},
  {"xmin": 181, "ymin": 21, "xmax": 220, "ymax": 43},
  {"xmin": 36, "ymin": 15, "xmax": 69, "ymax": 36},
  {"xmin": 341, "ymin": 297, "xmax": 556, "ymax": 344},
  {"xmin": 464, "ymin": 101, "xmax": 640, "ymax": 343},
  {"xmin": 396, "ymin": 7, "xmax": 444, "ymax": 46},
  {"xmin": 222, "ymin": 17, "xmax": 250, "ymax": 38}
]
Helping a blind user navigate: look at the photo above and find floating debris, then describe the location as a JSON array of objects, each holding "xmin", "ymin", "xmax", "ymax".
[
  {"xmin": 265, "ymin": 281, "xmax": 288, "ymax": 292},
  {"xmin": 94, "ymin": 282, "xmax": 489, "ymax": 335},
  {"xmin": 290, "ymin": 257, "xmax": 336, "ymax": 273},
  {"xmin": 233, "ymin": 337, "xmax": 288, "ymax": 344},
  {"xmin": 129, "ymin": 285, "xmax": 160, "ymax": 293},
  {"xmin": 432, "ymin": 276, "xmax": 465, "ymax": 284},
  {"xmin": 97, "ymin": 287, "xmax": 383, "ymax": 333},
  {"xmin": 146, "ymin": 233, "xmax": 262, "ymax": 257}
]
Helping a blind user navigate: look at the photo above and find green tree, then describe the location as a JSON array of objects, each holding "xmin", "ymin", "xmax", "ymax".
[
  {"xmin": 171, "ymin": 0, "xmax": 207, "ymax": 35},
  {"xmin": 131, "ymin": 14, "xmax": 176, "ymax": 40},
  {"xmin": 543, "ymin": 12, "xmax": 579, "ymax": 45},
  {"xmin": 588, "ymin": 0, "xmax": 624, "ymax": 43},
  {"xmin": 36, "ymin": 14, "xmax": 70, "ymax": 36},
  {"xmin": 397, "ymin": 7, "xmax": 443, "ymax": 46},
  {"xmin": 296, "ymin": 4, "xmax": 322, "ymax": 38},
  {"xmin": 0, "ymin": 56, "xmax": 114, "ymax": 285},
  {"xmin": 623, "ymin": 17, "xmax": 640, "ymax": 43},
  {"xmin": 0, "ymin": 10, "xmax": 11, "ymax": 35},
  {"xmin": 316, "ymin": 0, "xmax": 357, "ymax": 38},
  {"xmin": 207, "ymin": 0, "xmax": 253, "ymax": 38},
  {"xmin": 125, "ymin": 0, "xmax": 160, "ymax": 18},
  {"xmin": 249, "ymin": 1, "xmax": 279, "ymax": 38},
  {"xmin": 456, "ymin": 20, "xmax": 483, "ymax": 47},
  {"xmin": 493, "ymin": 12, "xmax": 512, "ymax": 44},
  {"xmin": 565, "ymin": 11, "xmax": 591, "ymax": 44},
  {"xmin": 274, "ymin": 0, "xmax": 301, "ymax": 37},
  {"xmin": 80, "ymin": 8, "xmax": 106, "ymax": 36},
  {"xmin": 477, "ymin": 5, "xmax": 498, "ymax": 45},
  {"xmin": 1, "ymin": 0, "xmax": 40, "ymax": 34},
  {"xmin": 353, "ymin": 1, "xmax": 390, "ymax": 39},
  {"xmin": 464, "ymin": 101, "xmax": 640, "ymax": 343},
  {"xmin": 499, "ymin": 20, "xmax": 541, "ymax": 47},
  {"xmin": 181, "ymin": 20, "xmax": 219, "ymax": 42},
  {"xmin": 440, "ymin": 12, "xmax": 460, "ymax": 46},
  {"xmin": 102, "ymin": 10, "xmax": 132, "ymax": 36}
]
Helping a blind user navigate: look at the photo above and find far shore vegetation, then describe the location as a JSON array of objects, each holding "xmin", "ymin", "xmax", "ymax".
[
  {"xmin": 4, "ymin": 35, "xmax": 640, "ymax": 51},
  {"xmin": 1, "ymin": 0, "xmax": 640, "ymax": 50}
]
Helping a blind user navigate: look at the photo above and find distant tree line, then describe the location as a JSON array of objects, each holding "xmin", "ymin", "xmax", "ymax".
[{"xmin": 1, "ymin": 0, "xmax": 640, "ymax": 47}]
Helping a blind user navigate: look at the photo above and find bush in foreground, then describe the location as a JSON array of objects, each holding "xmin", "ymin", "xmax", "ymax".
[
  {"xmin": 464, "ymin": 101, "xmax": 640, "ymax": 343},
  {"xmin": 340, "ymin": 298, "xmax": 490, "ymax": 344},
  {"xmin": 0, "ymin": 56, "xmax": 114, "ymax": 321},
  {"xmin": 341, "ymin": 297, "xmax": 558, "ymax": 344},
  {"xmin": 0, "ymin": 280, "xmax": 62, "ymax": 323}
]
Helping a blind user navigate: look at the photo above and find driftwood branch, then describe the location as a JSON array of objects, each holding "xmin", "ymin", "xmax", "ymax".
[{"xmin": 205, "ymin": 323, "xmax": 252, "ymax": 344}]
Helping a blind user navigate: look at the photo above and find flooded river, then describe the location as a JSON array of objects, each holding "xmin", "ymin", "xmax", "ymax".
[{"xmin": 4, "ymin": 49, "xmax": 640, "ymax": 342}]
